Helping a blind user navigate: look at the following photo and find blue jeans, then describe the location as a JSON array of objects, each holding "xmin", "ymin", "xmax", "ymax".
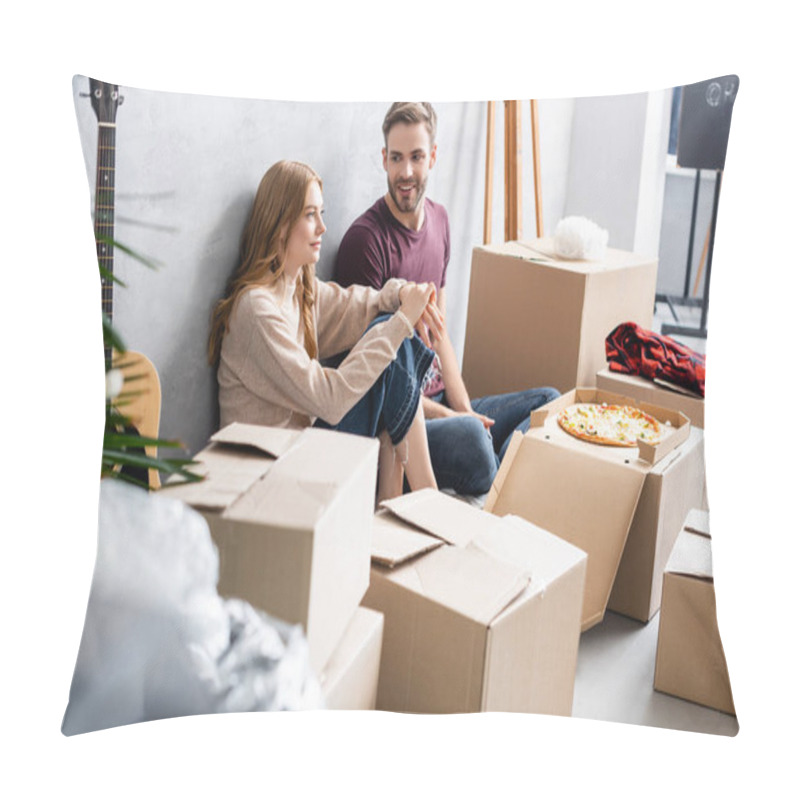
[
  {"xmin": 314, "ymin": 314, "xmax": 434, "ymax": 445},
  {"xmin": 425, "ymin": 386, "xmax": 560, "ymax": 495}
]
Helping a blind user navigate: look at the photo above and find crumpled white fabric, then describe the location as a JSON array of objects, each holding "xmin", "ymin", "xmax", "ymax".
[
  {"xmin": 553, "ymin": 216, "xmax": 609, "ymax": 260},
  {"xmin": 62, "ymin": 479, "xmax": 323, "ymax": 736}
]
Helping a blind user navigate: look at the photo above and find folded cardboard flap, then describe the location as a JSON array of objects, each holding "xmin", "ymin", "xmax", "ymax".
[
  {"xmin": 370, "ymin": 509, "xmax": 444, "ymax": 567},
  {"xmin": 380, "ymin": 487, "xmax": 506, "ymax": 547},
  {"xmin": 210, "ymin": 421, "xmax": 302, "ymax": 459},
  {"xmin": 684, "ymin": 508, "xmax": 710, "ymax": 537},
  {"xmin": 374, "ymin": 490, "xmax": 588, "ymax": 628},
  {"xmin": 666, "ymin": 527, "xmax": 714, "ymax": 582}
]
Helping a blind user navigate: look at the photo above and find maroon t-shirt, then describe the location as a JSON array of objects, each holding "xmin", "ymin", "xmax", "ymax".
[{"xmin": 335, "ymin": 196, "xmax": 450, "ymax": 396}]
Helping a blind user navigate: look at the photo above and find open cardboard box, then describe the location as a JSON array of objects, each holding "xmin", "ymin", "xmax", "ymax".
[
  {"xmin": 485, "ymin": 388, "xmax": 691, "ymax": 630},
  {"xmin": 160, "ymin": 422, "xmax": 378, "ymax": 673},
  {"xmin": 319, "ymin": 606, "xmax": 384, "ymax": 711},
  {"xmin": 362, "ymin": 488, "xmax": 587, "ymax": 715},
  {"xmin": 654, "ymin": 510, "xmax": 736, "ymax": 715},
  {"xmin": 462, "ymin": 238, "xmax": 657, "ymax": 397}
]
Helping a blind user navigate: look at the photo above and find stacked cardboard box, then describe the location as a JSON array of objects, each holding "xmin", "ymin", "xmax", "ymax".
[
  {"xmin": 462, "ymin": 238, "xmax": 657, "ymax": 397},
  {"xmin": 485, "ymin": 388, "xmax": 697, "ymax": 630},
  {"xmin": 362, "ymin": 489, "xmax": 587, "ymax": 715},
  {"xmin": 161, "ymin": 422, "xmax": 384, "ymax": 710},
  {"xmin": 654, "ymin": 510, "xmax": 736, "ymax": 715}
]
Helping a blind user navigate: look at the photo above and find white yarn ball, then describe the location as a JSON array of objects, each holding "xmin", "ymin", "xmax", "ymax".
[{"xmin": 554, "ymin": 216, "xmax": 609, "ymax": 260}]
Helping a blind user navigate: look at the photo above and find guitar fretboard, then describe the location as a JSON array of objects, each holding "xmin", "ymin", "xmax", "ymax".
[{"xmin": 96, "ymin": 121, "xmax": 116, "ymax": 324}]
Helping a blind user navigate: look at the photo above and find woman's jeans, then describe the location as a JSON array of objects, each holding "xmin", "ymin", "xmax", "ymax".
[
  {"xmin": 314, "ymin": 314, "xmax": 434, "ymax": 445},
  {"xmin": 425, "ymin": 386, "xmax": 560, "ymax": 496}
]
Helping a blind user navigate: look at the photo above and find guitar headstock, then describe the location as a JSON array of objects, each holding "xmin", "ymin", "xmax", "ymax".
[{"xmin": 89, "ymin": 78, "xmax": 123, "ymax": 124}]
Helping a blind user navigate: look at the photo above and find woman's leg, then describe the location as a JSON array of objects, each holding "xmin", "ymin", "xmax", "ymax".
[
  {"xmin": 377, "ymin": 400, "xmax": 436, "ymax": 501},
  {"xmin": 401, "ymin": 399, "xmax": 437, "ymax": 492},
  {"xmin": 377, "ymin": 430, "xmax": 404, "ymax": 502}
]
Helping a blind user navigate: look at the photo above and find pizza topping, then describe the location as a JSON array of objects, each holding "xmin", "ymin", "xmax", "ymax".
[{"xmin": 556, "ymin": 403, "xmax": 664, "ymax": 447}]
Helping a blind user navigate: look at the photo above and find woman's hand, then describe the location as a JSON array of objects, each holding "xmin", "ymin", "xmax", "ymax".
[{"xmin": 399, "ymin": 282, "xmax": 445, "ymax": 348}]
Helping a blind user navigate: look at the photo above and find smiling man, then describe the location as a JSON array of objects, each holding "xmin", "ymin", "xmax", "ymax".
[{"xmin": 335, "ymin": 102, "xmax": 559, "ymax": 496}]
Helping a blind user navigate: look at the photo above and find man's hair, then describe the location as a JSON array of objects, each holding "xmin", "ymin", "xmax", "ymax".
[{"xmin": 382, "ymin": 102, "xmax": 437, "ymax": 147}]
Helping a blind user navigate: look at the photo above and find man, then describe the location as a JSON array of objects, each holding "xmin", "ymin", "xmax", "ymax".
[{"xmin": 335, "ymin": 102, "xmax": 558, "ymax": 496}]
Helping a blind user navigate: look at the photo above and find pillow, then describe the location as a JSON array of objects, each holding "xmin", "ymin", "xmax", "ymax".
[{"xmin": 65, "ymin": 75, "xmax": 739, "ymax": 739}]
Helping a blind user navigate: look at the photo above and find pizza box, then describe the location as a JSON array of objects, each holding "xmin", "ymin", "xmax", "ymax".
[
  {"xmin": 484, "ymin": 388, "xmax": 691, "ymax": 630},
  {"xmin": 159, "ymin": 422, "xmax": 377, "ymax": 674},
  {"xmin": 319, "ymin": 606, "xmax": 384, "ymax": 711},
  {"xmin": 654, "ymin": 510, "xmax": 736, "ymax": 715},
  {"xmin": 362, "ymin": 488, "xmax": 587, "ymax": 715},
  {"xmin": 462, "ymin": 238, "xmax": 656, "ymax": 397},
  {"xmin": 596, "ymin": 367, "xmax": 705, "ymax": 428}
]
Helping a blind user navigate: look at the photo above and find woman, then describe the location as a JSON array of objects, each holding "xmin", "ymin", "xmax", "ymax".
[{"xmin": 208, "ymin": 160, "xmax": 444, "ymax": 500}]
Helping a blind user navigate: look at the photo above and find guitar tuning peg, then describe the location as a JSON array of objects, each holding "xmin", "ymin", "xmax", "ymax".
[{"xmin": 79, "ymin": 92, "xmax": 90, "ymax": 98}]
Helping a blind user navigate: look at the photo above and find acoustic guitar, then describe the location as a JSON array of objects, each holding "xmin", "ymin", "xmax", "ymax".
[{"xmin": 89, "ymin": 78, "xmax": 162, "ymax": 489}]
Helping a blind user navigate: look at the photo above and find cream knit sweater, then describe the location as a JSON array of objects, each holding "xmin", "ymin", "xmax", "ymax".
[{"xmin": 217, "ymin": 273, "xmax": 414, "ymax": 430}]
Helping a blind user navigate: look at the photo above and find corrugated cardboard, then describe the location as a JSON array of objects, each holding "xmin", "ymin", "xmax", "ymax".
[
  {"xmin": 160, "ymin": 422, "xmax": 378, "ymax": 673},
  {"xmin": 485, "ymin": 388, "xmax": 691, "ymax": 630},
  {"xmin": 363, "ymin": 489, "xmax": 587, "ymax": 715},
  {"xmin": 319, "ymin": 606, "xmax": 384, "ymax": 711},
  {"xmin": 597, "ymin": 367, "xmax": 705, "ymax": 428},
  {"xmin": 607, "ymin": 425, "xmax": 707, "ymax": 621},
  {"xmin": 462, "ymin": 238, "xmax": 657, "ymax": 397},
  {"xmin": 654, "ymin": 511, "xmax": 736, "ymax": 715}
]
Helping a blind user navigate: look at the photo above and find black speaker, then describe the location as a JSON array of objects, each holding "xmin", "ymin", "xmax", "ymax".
[{"xmin": 676, "ymin": 75, "xmax": 739, "ymax": 171}]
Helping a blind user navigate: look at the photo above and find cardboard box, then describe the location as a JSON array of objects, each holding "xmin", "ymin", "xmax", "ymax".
[
  {"xmin": 160, "ymin": 422, "xmax": 378, "ymax": 673},
  {"xmin": 319, "ymin": 606, "xmax": 384, "ymax": 711},
  {"xmin": 654, "ymin": 510, "xmax": 736, "ymax": 715},
  {"xmin": 462, "ymin": 238, "xmax": 657, "ymax": 397},
  {"xmin": 485, "ymin": 388, "xmax": 691, "ymax": 631},
  {"xmin": 597, "ymin": 367, "xmax": 705, "ymax": 428},
  {"xmin": 607, "ymin": 424, "xmax": 706, "ymax": 622},
  {"xmin": 362, "ymin": 489, "xmax": 587, "ymax": 715}
]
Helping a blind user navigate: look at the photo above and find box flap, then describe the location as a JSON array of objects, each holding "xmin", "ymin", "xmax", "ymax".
[
  {"xmin": 478, "ymin": 514, "xmax": 588, "ymax": 591},
  {"xmin": 371, "ymin": 509, "xmax": 444, "ymax": 567},
  {"xmin": 224, "ymin": 427, "xmax": 377, "ymax": 529},
  {"xmin": 665, "ymin": 528, "xmax": 713, "ymax": 581},
  {"xmin": 486, "ymin": 432, "xmax": 646, "ymax": 627},
  {"xmin": 211, "ymin": 421, "xmax": 302, "ymax": 458},
  {"xmin": 159, "ymin": 440, "xmax": 273, "ymax": 510},
  {"xmin": 483, "ymin": 238, "xmax": 654, "ymax": 274},
  {"xmin": 386, "ymin": 539, "xmax": 531, "ymax": 626},
  {"xmin": 380, "ymin": 488, "xmax": 506, "ymax": 547},
  {"xmin": 684, "ymin": 508, "xmax": 710, "ymax": 537}
]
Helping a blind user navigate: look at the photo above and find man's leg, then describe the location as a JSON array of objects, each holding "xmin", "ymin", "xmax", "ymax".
[
  {"xmin": 471, "ymin": 387, "xmax": 560, "ymax": 461},
  {"xmin": 424, "ymin": 415, "xmax": 499, "ymax": 496}
]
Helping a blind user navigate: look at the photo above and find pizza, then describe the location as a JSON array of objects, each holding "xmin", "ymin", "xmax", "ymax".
[{"xmin": 557, "ymin": 402, "xmax": 665, "ymax": 447}]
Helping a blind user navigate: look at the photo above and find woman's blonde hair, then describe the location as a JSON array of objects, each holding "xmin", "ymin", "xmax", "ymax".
[{"xmin": 208, "ymin": 160, "xmax": 321, "ymax": 366}]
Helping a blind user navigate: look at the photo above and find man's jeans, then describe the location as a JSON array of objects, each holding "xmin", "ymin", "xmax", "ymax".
[{"xmin": 425, "ymin": 386, "xmax": 560, "ymax": 496}]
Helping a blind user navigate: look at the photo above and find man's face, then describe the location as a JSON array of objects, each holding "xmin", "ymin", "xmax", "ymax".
[{"xmin": 382, "ymin": 121, "xmax": 437, "ymax": 215}]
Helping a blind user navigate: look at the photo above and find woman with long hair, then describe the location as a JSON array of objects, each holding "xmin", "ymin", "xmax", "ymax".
[{"xmin": 208, "ymin": 160, "xmax": 444, "ymax": 500}]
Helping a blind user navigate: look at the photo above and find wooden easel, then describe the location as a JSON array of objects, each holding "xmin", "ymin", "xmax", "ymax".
[{"xmin": 483, "ymin": 100, "xmax": 543, "ymax": 244}]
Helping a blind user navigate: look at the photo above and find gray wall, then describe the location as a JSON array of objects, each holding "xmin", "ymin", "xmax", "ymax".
[{"xmin": 74, "ymin": 77, "xmax": 672, "ymax": 456}]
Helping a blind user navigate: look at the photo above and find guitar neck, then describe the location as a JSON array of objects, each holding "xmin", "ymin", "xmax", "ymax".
[{"xmin": 95, "ymin": 121, "xmax": 116, "ymax": 325}]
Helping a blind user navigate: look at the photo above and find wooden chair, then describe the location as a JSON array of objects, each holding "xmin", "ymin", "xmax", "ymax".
[{"xmin": 112, "ymin": 350, "xmax": 162, "ymax": 489}]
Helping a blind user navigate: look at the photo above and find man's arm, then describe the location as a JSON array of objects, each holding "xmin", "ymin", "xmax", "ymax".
[{"xmin": 426, "ymin": 288, "xmax": 493, "ymax": 428}]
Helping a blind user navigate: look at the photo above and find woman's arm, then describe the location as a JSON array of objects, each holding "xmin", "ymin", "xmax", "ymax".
[
  {"xmin": 315, "ymin": 277, "xmax": 405, "ymax": 359},
  {"xmin": 233, "ymin": 290, "xmax": 414, "ymax": 425}
]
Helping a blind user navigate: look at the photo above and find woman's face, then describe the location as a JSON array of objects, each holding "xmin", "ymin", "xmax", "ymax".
[{"xmin": 283, "ymin": 180, "xmax": 326, "ymax": 277}]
